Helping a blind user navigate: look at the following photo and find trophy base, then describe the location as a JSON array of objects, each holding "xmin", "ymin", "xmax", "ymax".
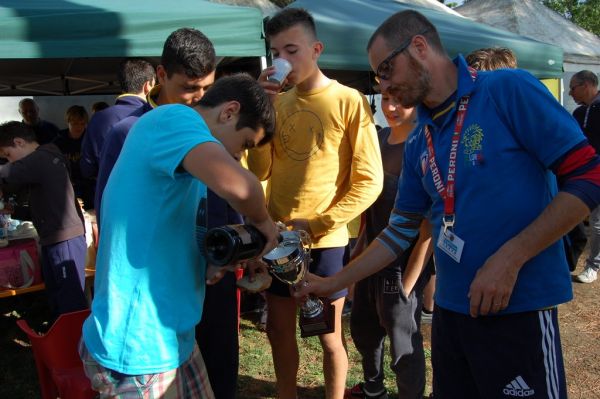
[{"xmin": 299, "ymin": 298, "xmax": 335, "ymax": 338}]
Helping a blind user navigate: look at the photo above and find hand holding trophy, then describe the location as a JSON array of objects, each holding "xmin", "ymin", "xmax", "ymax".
[
  {"xmin": 262, "ymin": 229, "xmax": 334, "ymax": 337},
  {"xmin": 204, "ymin": 224, "xmax": 334, "ymax": 337}
]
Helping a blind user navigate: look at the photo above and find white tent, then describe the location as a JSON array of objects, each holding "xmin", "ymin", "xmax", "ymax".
[
  {"xmin": 209, "ymin": 0, "xmax": 280, "ymax": 15},
  {"xmin": 456, "ymin": 0, "xmax": 600, "ymax": 111},
  {"xmin": 398, "ymin": 0, "xmax": 465, "ymax": 16}
]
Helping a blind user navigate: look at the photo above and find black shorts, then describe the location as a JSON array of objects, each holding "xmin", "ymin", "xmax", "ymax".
[
  {"xmin": 431, "ymin": 306, "xmax": 567, "ymax": 399},
  {"xmin": 267, "ymin": 246, "xmax": 348, "ymax": 300}
]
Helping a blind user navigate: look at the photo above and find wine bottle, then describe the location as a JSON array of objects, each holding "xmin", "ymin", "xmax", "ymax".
[{"xmin": 204, "ymin": 224, "xmax": 266, "ymax": 266}]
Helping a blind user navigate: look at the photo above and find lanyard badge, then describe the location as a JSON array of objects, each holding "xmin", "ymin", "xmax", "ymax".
[{"xmin": 426, "ymin": 69, "xmax": 475, "ymax": 263}]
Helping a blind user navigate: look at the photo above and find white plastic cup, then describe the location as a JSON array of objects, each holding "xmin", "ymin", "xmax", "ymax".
[{"xmin": 268, "ymin": 58, "xmax": 292, "ymax": 85}]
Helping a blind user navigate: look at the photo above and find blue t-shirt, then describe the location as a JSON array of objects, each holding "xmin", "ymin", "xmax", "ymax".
[
  {"xmin": 390, "ymin": 56, "xmax": 583, "ymax": 315},
  {"xmin": 83, "ymin": 104, "xmax": 219, "ymax": 374},
  {"xmin": 95, "ymin": 115, "xmax": 143, "ymax": 223}
]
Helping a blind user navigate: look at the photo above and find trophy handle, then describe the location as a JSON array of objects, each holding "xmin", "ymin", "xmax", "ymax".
[{"xmin": 297, "ymin": 229, "xmax": 311, "ymax": 280}]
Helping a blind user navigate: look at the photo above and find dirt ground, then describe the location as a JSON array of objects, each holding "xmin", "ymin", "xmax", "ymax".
[{"xmin": 558, "ymin": 258, "xmax": 600, "ymax": 399}]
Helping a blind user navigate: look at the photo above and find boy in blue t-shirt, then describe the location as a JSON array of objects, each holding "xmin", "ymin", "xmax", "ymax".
[{"xmin": 79, "ymin": 74, "xmax": 280, "ymax": 398}]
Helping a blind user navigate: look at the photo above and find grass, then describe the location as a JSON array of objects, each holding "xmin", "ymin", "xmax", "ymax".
[
  {"xmin": 0, "ymin": 291, "xmax": 432, "ymax": 398},
  {"xmin": 238, "ymin": 306, "xmax": 433, "ymax": 398}
]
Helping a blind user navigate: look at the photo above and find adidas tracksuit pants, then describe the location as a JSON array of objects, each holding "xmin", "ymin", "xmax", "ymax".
[{"xmin": 431, "ymin": 306, "xmax": 567, "ymax": 399}]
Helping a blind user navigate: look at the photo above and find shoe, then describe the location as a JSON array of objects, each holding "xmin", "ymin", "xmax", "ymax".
[
  {"xmin": 256, "ymin": 305, "xmax": 267, "ymax": 331},
  {"xmin": 342, "ymin": 300, "xmax": 352, "ymax": 317},
  {"xmin": 344, "ymin": 383, "xmax": 388, "ymax": 399},
  {"xmin": 421, "ymin": 309, "xmax": 433, "ymax": 324},
  {"xmin": 574, "ymin": 266, "xmax": 598, "ymax": 283}
]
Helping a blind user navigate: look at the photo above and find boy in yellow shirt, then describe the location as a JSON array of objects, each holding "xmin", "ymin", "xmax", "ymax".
[{"xmin": 247, "ymin": 8, "xmax": 383, "ymax": 399}]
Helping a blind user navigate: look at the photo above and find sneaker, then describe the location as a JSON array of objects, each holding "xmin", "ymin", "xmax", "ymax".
[
  {"xmin": 344, "ymin": 383, "xmax": 388, "ymax": 399},
  {"xmin": 574, "ymin": 266, "xmax": 598, "ymax": 283},
  {"xmin": 421, "ymin": 309, "xmax": 433, "ymax": 324}
]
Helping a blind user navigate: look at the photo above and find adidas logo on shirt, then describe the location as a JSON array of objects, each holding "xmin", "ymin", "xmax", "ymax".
[{"xmin": 503, "ymin": 376, "xmax": 535, "ymax": 397}]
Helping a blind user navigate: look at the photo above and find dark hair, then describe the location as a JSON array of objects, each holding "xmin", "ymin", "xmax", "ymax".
[
  {"xmin": 118, "ymin": 59, "xmax": 156, "ymax": 93},
  {"xmin": 65, "ymin": 105, "xmax": 89, "ymax": 123},
  {"xmin": 367, "ymin": 10, "xmax": 444, "ymax": 55},
  {"xmin": 572, "ymin": 70, "xmax": 598, "ymax": 87},
  {"xmin": 265, "ymin": 8, "xmax": 317, "ymax": 40},
  {"xmin": 18, "ymin": 98, "xmax": 37, "ymax": 109},
  {"xmin": 161, "ymin": 28, "xmax": 216, "ymax": 78},
  {"xmin": 466, "ymin": 47, "xmax": 517, "ymax": 71},
  {"xmin": 197, "ymin": 73, "xmax": 275, "ymax": 146},
  {"xmin": 0, "ymin": 121, "xmax": 37, "ymax": 147},
  {"xmin": 91, "ymin": 101, "xmax": 110, "ymax": 113}
]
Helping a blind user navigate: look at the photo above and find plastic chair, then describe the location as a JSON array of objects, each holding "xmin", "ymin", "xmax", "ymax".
[{"xmin": 17, "ymin": 309, "xmax": 96, "ymax": 399}]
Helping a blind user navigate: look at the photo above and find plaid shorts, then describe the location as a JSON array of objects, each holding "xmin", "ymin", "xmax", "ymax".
[{"xmin": 79, "ymin": 339, "xmax": 214, "ymax": 399}]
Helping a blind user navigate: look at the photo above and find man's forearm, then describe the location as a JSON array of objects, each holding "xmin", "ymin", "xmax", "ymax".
[
  {"xmin": 468, "ymin": 191, "xmax": 590, "ymax": 316},
  {"xmin": 331, "ymin": 240, "xmax": 397, "ymax": 293},
  {"xmin": 402, "ymin": 219, "xmax": 433, "ymax": 295},
  {"xmin": 499, "ymin": 191, "xmax": 590, "ymax": 271}
]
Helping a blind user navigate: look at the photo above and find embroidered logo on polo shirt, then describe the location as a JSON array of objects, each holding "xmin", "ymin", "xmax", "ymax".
[
  {"xmin": 462, "ymin": 124, "xmax": 484, "ymax": 166},
  {"xmin": 502, "ymin": 375, "xmax": 535, "ymax": 397},
  {"xmin": 419, "ymin": 151, "xmax": 429, "ymax": 176}
]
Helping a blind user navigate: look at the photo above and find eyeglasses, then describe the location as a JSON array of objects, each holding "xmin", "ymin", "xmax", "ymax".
[
  {"xmin": 375, "ymin": 30, "xmax": 429, "ymax": 81},
  {"xmin": 569, "ymin": 83, "xmax": 583, "ymax": 92}
]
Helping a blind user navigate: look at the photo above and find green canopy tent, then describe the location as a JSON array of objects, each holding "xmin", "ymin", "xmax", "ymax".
[
  {"xmin": 0, "ymin": 0, "xmax": 267, "ymax": 95},
  {"xmin": 287, "ymin": 0, "xmax": 564, "ymax": 92}
]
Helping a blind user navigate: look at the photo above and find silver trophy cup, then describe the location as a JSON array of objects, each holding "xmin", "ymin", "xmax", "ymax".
[{"xmin": 262, "ymin": 230, "xmax": 334, "ymax": 337}]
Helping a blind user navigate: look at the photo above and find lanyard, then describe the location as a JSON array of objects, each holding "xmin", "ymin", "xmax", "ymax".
[{"xmin": 423, "ymin": 68, "xmax": 476, "ymax": 232}]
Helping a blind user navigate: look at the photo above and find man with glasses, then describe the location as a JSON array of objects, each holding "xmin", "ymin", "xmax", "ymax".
[
  {"xmin": 295, "ymin": 10, "xmax": 600, "ymax": 399},
  {"xmin": 570, "ymin": 70, "xmax": 600, "ymax": 284}
]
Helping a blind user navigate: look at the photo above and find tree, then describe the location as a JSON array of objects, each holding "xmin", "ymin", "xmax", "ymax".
[
  {"xmin": 542, "ymin": 0, "xmax": 600, "ymax": 36},
  {"xmin": 438, "ymin": 0, "xmax": 459, "ymax": 6}
]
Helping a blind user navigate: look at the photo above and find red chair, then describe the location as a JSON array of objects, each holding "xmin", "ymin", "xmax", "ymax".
[{"xmin": 16, "ymin": 309, "xmax": 96, "ymax": 399}]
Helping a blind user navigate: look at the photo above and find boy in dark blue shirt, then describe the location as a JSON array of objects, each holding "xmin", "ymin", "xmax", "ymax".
[{"xmin": 0, "ymin": 121, "xmax": 87, "ymax": 320}]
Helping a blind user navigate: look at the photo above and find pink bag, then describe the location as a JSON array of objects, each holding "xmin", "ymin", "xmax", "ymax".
[{"xmin": 0, "ymin": 239, "xmax": 42, "ymax": 289}]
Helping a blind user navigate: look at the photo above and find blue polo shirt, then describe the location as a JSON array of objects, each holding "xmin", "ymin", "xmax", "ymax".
[
  {"xmin": 83, "ymin": 104, "xmax": 219, "ymax": 374},
  {"xmin": 388, "ymin": 56, "xmax": 583, "ymax": 315}
]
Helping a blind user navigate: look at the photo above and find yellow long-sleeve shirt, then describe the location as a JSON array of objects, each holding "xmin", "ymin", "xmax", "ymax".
[{"xmin": 248, "ymin": 80, "xmax": 383, "ymax": 248}]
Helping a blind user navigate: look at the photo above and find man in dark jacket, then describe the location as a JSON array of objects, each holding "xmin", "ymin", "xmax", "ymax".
[
  {"xmin": 18, "ymin": 98, "xmax": 59, "ymax": 145},
  {"xmin": 79, "ymin": 59, "xmax": 155, "ymax": 183},
  {"xmin": 570, "ymin": 70, "xmax": 600, "ymax": 284}
]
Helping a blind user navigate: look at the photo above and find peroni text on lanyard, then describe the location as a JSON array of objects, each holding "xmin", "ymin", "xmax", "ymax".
[{"xmin": 424, "ymin": 68, "xmax": 477, "ymax": 232}]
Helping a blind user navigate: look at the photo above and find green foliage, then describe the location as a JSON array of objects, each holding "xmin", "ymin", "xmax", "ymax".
[{"xmin": 543, "ymin": 0, "xmax": 600, "ymax": 35}]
